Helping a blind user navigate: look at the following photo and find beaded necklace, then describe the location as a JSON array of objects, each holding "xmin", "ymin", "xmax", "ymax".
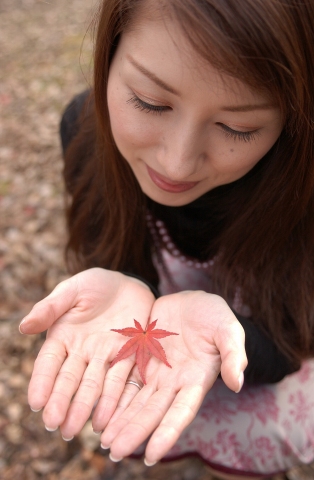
[
  {"xmin": 146, "ymin": 212, "xmax": 215, "ymax": 269},
  {"xmin": 146, "ymin": 212, "xmax": 245, "ymax": 313}
]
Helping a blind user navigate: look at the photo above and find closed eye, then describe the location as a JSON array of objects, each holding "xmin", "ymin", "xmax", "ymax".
[
  {"xmin": 218, "ymin": 123, "xmax": 260, "ymax": 142},
  {"xmin": 127, "ymin": 95, "xmax": 261, "ymax": 143},
  {"xmin": 127, "ymin": 95, "xmax": 170, "ymax": 115}
]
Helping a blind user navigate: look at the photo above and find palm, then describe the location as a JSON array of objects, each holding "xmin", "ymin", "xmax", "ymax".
[
  {"xmin": 26, "ymin": 268, "xmax": 155, "ymax": 438},
  {"xmin": 142, "ymin": 294, "xmax": 225, "ymax": 390},
  {"xmin": 99, "ymin": 291, "xmax": 247, "ymax": 463}
]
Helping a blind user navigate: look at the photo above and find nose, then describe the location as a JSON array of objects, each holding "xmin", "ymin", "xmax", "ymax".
[{"xmin": 156, "ymin": 120, "xmax": 206, "ymax": 181}]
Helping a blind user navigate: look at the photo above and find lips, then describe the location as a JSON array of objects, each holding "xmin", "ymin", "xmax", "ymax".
[{"xmin": 146, "ymin": 165, "xmax": 199, "ymax": 193}]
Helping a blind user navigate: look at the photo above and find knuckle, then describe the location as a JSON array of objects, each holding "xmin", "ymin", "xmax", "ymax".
[
  {"xmin": 49, "ymin": 390, "xmax": 72, "ymax": 401},
  {"xmin": 45, "ymin": 302, "xmax": 58, "ymax": 321},
  {"xmin": 144, "ymin": 402, "xmax": 165, "ymax": 417},
  {"xmin": 130, "ymin": 400, "xmax": 145, "ymax": 410},
  {"xmin": 37, "ymin": 351, "xmax": 59, "ymax": 362},
  {"xmin": 172, "ymin": 401, "xmax": 195, "ymax": 417},
  {"xmin": 122, "ymin": 386, "xmax": 138, "ymax": 397},
  {"xmin": 99, "ymin": 392, "xmax": 117, "ymax": 402},
  {"xmin": 80, "ymin": 377, "xmax": 101, "ymax": 392},
  {"xmin": 90, "ymin": 357, "xmax": 106, "ymax": 367},
  {"xmin": 35, "ymin": 351, "xmax": 62, "ymax": 368},
  {"xmin": 106, "ymin": 373, "xmax": 126, "ymax": 387},
  {"xmin": 71, "ymin": 399, "xmax": 91, "ymax": 412},
  {"xmin": 70, "ymin": 352, "xmax": 85, "ymax": 360},
  {"xmin": 132, "ymin": 397, "xmax": 145, "ymax": 407},
  {"xmin": 58, "ymin": 370, "xmax": 78, "ymax": 384},
  {"xmin": 159, "ymin": 421, "xmax": 180, "ymax": 435},
  {"xmin": 128, "ymin": 420, "xmax": 149, "ymax": 434}
]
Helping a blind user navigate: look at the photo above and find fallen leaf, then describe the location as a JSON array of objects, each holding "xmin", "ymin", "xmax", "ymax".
[{"xmin": 110, "ymin": 319, "xmax": 178, "ymax": 384}]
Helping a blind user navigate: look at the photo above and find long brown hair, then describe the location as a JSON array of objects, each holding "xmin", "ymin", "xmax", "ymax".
[{"xmin": 64, "ymin": 0, "xmax": 314, "ymax": 364}]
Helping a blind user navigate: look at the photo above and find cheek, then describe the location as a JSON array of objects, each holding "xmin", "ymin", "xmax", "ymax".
[
  {"xmin": 210, "ymin": 144, "xmax": 267, "ymax": 181},
  {"xmin": 108, "ymin": 94, "xmax": 158, "ymax": 152},
  {"xmin": 215, "ymin": 128, "xmax": 282, "ymax": 176},
  {"xmin": 213, "ymin": 145, "xmax": 257, "ymax": 170}
]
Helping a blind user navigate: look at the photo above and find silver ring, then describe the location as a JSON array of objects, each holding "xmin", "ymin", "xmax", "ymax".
[{"xmin": 125, "ymin": 380, "xmax": 143, "ymax": 390}]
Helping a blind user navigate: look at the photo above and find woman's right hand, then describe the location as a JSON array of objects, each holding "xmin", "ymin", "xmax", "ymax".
[{"xmin": 20, "ymin": 268, "xmax": 155, "ymax": 440}]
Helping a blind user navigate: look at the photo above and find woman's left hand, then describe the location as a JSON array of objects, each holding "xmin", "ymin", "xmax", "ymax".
[{"xmin": 94, "ymin": 290, "xmax": 247, "ymax": 464}]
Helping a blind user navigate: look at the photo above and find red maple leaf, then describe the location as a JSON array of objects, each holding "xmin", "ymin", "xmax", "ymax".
[{"xmin": 110, "ymin": 319, "xmax": 179, "ymax": 384}]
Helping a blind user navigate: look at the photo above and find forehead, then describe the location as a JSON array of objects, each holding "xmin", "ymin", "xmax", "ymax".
[{"xmin": 118, "ymin": 16, "xmax": 270, "ymax": 106}]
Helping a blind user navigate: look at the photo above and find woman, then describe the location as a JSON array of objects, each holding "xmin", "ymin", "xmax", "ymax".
[{"xmin": 20, "ymin": 0, "xmax": 314, "ymax": 478}]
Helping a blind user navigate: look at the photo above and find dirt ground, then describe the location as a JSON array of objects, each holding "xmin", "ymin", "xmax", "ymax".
[{"xmin": 0, "ymin": 1, "xmax": 313, "ymax": 479}]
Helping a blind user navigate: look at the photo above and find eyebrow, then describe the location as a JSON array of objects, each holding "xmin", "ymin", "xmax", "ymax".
[
  {"xmin": 221, "ymin": 103, "xmax": 274, "ymax": 112},
  {"xmin": 127, "ymin": 55, "xmax": 180, "ymax": 95},
  {"xmin": 127, "ymin": 55, "xmax": 274, "ymax": 112}
]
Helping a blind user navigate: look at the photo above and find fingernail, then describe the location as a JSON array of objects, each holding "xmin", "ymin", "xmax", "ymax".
[
  {"xmin": 109, "ymin": 453, "xmax": 123, "ymax": 462},
  {"xmin": 62, "ymin": 435, "xmax": 74, "ymax": 442},
  {"xmin": 30, "ymin": 407, "xmax": 42, "ymax": 412},
  {"xmin": 19, "ymin": 320, "xmax": 26, "ymax": 334},
  {"xmin": 144, "ymin": 458, "xmax": 157, "ymax": 467},
  {"xmin": 100, "ymin": 443, "xmax": 110, "ymax": 450},
  {"xmin": 235, "ymin": 371, "xmax": 244, "ymax": 393},
  {"xmin": 45, "ymin": 425, "xmax": 58, "ymax": 432},
  {"xmin": 93, "ymin": 430, "xmax": 102, "ymax": 435}
]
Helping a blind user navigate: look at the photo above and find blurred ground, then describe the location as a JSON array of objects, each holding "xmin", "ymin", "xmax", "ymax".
[{"xmin": 0, "ymin": 1, "xmax": 313, "ymax": 479}]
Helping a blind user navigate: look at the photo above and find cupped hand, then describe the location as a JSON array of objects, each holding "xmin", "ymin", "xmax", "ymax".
[
  {"xmin": 97, "ymin": 290, "xmax": 247, "ymax": 464},
  {"xmin": 21, "ymin": 268, "xmax": 155, "ymax": 439}
]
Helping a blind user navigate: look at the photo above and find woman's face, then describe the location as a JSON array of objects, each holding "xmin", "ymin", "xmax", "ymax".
[{"xmin": 107, "ymin": 16, "xmax": 283, "ymax": 206}]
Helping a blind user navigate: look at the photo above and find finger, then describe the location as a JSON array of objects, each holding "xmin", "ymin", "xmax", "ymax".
[
  {"xmin": 92, "ymin": 357, "xmax": 137, "ymax": 433},
  {"xmin": 100, "ymin": 383, "xmax": 156, "ymax": 448},
  {"xmin": 42, "ymin": 352, "xmax": 87, "ymax": 431},
  {"xmin": 19, "ymin": 277, "xmax": 78, "ymax": 334},
  {"xmin": 215, "ymin": 319, "xmax": 247, "ymax": 393},
  {"xmin": 59, "ymin": 355, "xmax": 107, "ymax": 439},
  {"xmin": 99, "ymin": 380, "xmax": 143, "ymax": 433},
  {"xmin": 106, "ymin": 386, "xmax": 177, "ymax": 459},
  {"xmin": 101, "ymin": 370, "xmax": 144, "ymax": 429},
  {"xmin": 144, "ymin": 385, "xmax": 204, "ymax": 465},
  {"xmin": 28, "ymin": 338, "xmax": 67, "ymax": 412}
]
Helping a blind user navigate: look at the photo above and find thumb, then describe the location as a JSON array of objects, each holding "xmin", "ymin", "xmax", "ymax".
[
  {"xmin": 19, "ymin": 277, "xmax": 78, "ymax": 335},
  {"xmin": 215, "ymin": 319, "xmax": 247, "ymax": 393}
]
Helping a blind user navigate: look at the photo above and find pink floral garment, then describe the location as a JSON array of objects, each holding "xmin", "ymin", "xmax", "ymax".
[{"xmin": 149, "ymin": 249, "xmax": 314, "ymax": 477}]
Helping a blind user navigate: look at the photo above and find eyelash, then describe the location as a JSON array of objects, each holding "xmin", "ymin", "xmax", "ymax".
[
  {"xmin": 127, "ymin": 95, "xmax": 259, "ymax": 142},
  {"xmin": 218, "ymin": 124, "xmax": 260, "ymax": 143},
  {"xmin": 127, "ymin": 95, "xmax": 169, "ymax": 114}
]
